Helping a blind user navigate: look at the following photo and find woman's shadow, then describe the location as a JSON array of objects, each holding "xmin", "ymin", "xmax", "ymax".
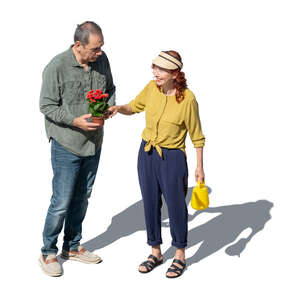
[
  {"xmin": 163, "ymin": 199, "xmax": 273, "ymax": 267},
  {"xmin": 59, "ymin": 187, "xmax": 273, "ymax": 268}
]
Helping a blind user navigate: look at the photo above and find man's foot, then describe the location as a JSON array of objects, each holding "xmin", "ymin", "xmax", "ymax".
[
  {"xmin": 38, "ymin": 254, "xmax": 63, "ymax": 277},
  {"xmin": 61, "ymin": 246, "xmax": 102, "ymax": 264},
  {"xmin": 138, "ymin": 254, "xmax": 163, "ymax": 273}
]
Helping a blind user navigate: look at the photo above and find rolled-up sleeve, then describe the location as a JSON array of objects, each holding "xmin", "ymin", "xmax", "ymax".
[
  {"xmin": 129, "ymin": 81, "xmax": 151, "ymax": 113},
  {"xmin": 39, "ymin": 63, "xmax": 75, "ymax": 125},
  {"xmin": 184, "ymin": 97, "xmax": 205, "ymax": 148}
]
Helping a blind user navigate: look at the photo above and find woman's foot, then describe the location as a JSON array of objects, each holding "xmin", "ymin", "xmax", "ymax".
[
  {"xmin": 138, "ymin": 246, "xmax": 163, "ymax": 273},
  {"xmin": 166, "ymin": 248, "xmax": 186, "ymax": 278}
]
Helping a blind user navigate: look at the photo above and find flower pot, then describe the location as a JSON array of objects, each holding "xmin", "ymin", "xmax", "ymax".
[{"xmin": 91, "ymin": 116, "xmax": 104, "ymax": 126}]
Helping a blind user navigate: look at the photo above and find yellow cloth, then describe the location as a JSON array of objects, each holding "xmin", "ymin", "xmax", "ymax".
[{"xmin": 129, "ymin": 80, "xmax": 205, "ymax": 157}]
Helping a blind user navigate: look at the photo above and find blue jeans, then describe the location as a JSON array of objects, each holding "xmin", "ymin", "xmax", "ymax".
[{"xmin": 41, "ymin": 139, "xmax": 101, "ymax": 255}]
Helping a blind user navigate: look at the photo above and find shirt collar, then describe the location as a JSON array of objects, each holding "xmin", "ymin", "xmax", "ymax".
[
  {"xmin": 68, "ymin": 45, "xmax": 94, "ymax": 71},
  {"xmin": 68, "ymin": 45, "xmax": 82, "ymax": 67}
]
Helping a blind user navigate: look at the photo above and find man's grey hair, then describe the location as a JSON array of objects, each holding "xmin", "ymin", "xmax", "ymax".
[{"xmin": 74, "ymin": 21, "xmax": 102, "ymax": 45}]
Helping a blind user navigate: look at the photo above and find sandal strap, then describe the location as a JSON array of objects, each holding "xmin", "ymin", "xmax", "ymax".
[
  {"xmin": 140, "ymin": 260, "xmax": 155, "ymax": 271},
  {"xmin": 166, "ymin": 259, "xmax": 186, "ymax": 277},
  {"xmin": 169, "ymin": 264, "xmax": 182, "ymax": 272},
  {"xmin": 167, "ymin": 267, "xmax": 181, "ymax": 275},
  {"xmin": 148, "ymin": 254, "xmax": 159, "ymax": 263},
  {"xmin": 139, "ymin": 254, "xmax": 163, "ymax": 272},
  {"xmin": 172, "ymin": 259, "xmax": 186, "ymax": 268}
]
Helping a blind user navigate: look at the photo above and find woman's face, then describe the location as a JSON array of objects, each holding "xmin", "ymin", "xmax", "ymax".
[{"xmin": 152, "ymin": 65, "xmax": 176, "ymax": 87}]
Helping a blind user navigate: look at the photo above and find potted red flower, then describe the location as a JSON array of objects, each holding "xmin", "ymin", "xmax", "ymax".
[{"xmin": 86, "ymin": 89, "xmax": 109, "ymax": 126}]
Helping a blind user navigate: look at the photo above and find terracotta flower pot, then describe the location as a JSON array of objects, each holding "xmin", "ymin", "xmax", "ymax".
[{"xmin": 91, "ymin": 116, "xmax": 104, "ymax": 126}]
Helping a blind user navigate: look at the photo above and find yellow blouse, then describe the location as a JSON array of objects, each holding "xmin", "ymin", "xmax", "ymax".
[{"xmin": 129, "ymin": 80, "xmax": 205, "ymax": 157}]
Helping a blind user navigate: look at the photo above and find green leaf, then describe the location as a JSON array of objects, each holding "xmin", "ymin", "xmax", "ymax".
[
  {"xmin": 99, "ymin": 102, "xmax": 105, "ymax": 110},
  {"xmin": 94, "ymin": 103, "xmax": 102, "ymax": 110}
]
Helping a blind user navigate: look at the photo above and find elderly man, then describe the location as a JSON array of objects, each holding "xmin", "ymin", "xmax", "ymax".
[{"xmin": 39, "ymin": 21, "xmax": 115, "ymax": 277}]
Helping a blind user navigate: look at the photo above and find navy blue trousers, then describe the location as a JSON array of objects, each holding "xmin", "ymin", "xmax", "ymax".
[{"xmin": 138, "ymin": 140, "xmax": 188, "ymax": 248}]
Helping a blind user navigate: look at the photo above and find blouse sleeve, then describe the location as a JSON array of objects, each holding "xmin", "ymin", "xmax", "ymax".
[
  {"xmin": 128, "ymin": 81, "xmax": 152, "ymax": 113},
  {"xmin": 184, "ymin": 95, "xmax": 205, "ymax": 148}
]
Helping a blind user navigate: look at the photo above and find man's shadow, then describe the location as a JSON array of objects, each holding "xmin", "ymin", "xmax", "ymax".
[
  {"xmin": 59, "ymin": 187, "xmax": 273, "ymax": 267},
  {"xmin": 80, "ymin": 187, "xmax": 196, "ymax": 253}
]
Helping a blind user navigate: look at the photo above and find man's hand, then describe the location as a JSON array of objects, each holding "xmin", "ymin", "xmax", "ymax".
[{"xmin": 73, "ymin": 114, "xmax": 102, "ymax": 131}]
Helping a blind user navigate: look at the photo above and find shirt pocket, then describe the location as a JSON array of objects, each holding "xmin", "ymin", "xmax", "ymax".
[
  {"xmin": 160, "ymin": 114, "xmax": 184, "ymax": 137},
  {"xmin": 61, "ymin": 81, "xmax": 83, "ymax": 104}
]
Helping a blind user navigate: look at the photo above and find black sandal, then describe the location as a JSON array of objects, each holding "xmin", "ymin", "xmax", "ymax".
[
  {"xmin": 166, "ymin": 259, "xmax": 186, "ymax": 278},
  {"xmin": 138, "ymin": 254, "xmax": 163, "ymax": 273}
]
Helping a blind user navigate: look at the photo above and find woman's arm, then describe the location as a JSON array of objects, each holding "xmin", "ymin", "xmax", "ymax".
[
  {"xmin": 104, "ymin": 81, "xmax": 152, "ymax": 118},
  {"xmin": 116, "ymin": 104, "xmax": 133, "ymax": 115},
  {"xmin": 184, "ymin": 96, "xmax": 206, "ymax": 183},
  {"xmin": 195, "ymin": 147, "xmax": 205, "ymax": 183}
]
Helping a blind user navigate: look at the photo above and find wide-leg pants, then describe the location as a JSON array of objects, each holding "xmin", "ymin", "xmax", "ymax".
[{"xmin": 138, "ymin": 140, "xmax": 188, "ymax": 248}]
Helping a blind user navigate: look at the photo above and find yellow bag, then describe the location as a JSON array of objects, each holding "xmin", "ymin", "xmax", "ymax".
[{"xmin": 191, "ymin": 180, "xmax": 209, "ymax": 210}]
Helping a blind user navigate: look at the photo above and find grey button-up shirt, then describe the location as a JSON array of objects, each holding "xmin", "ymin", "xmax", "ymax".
[{"xmin": 40, "ymin": 46, "xmax": 116, "ymax": 156}]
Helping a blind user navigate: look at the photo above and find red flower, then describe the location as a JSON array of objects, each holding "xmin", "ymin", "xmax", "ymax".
[{"xmin": 86, "ymin": 89, "xmax": 108, "ymax": 104}]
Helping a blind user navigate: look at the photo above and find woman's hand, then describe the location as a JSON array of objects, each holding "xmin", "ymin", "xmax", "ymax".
[
  {"xmin": 195, "ymin": 166, "xmax": 205, "ymax": 183},
  {"xmin": 113, "ymin": 104, "xmax": 133, "ymax": 116},
  {"xmin": 103, "ymin": 105, "xmax": 120, "ymax": 119},
  {"xmin": 195, "ymin": 147, "xmax": 204, "ymax": 183}
]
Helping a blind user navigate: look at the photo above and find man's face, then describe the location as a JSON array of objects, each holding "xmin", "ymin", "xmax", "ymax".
[{"xmin": 77, "ymin": 33, "xmax": 104, "ymax": 63}]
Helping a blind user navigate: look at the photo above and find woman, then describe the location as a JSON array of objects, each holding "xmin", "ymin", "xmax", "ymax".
[{"xmin": 108, "ymin": 50, "xmax": 205, "ymax": 278}]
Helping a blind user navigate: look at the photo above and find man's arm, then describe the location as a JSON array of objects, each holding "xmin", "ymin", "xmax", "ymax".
[
  {"xmin": 39, "ymin": 63, "xmax": 75, "ymax": 125},
  {"xmin": 40, "ymin": 63, "xmax": 101, "ymax": 131}
]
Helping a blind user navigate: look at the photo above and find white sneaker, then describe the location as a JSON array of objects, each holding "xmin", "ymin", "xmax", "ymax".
[
  {"xmin": 61, "ymin": 246, "xmax": 102, "ymax": 264},
  {"xmin": 38, "ymin": 254, "xmax": 63, "ymax": 277}
]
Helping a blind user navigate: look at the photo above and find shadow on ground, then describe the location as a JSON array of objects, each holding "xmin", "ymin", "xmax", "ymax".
[
  {"xmin": 163, "ymin": 199, "xmax": 273, "ymax": 268},
  {"xmin": 58, "ymin": 187, "xmax": 273, "ymax": 268}
]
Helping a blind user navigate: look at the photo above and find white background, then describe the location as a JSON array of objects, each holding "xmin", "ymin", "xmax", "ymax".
[{"xmin": 1, "ymin": 0, "xmax": 291, "ymax": 299}]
